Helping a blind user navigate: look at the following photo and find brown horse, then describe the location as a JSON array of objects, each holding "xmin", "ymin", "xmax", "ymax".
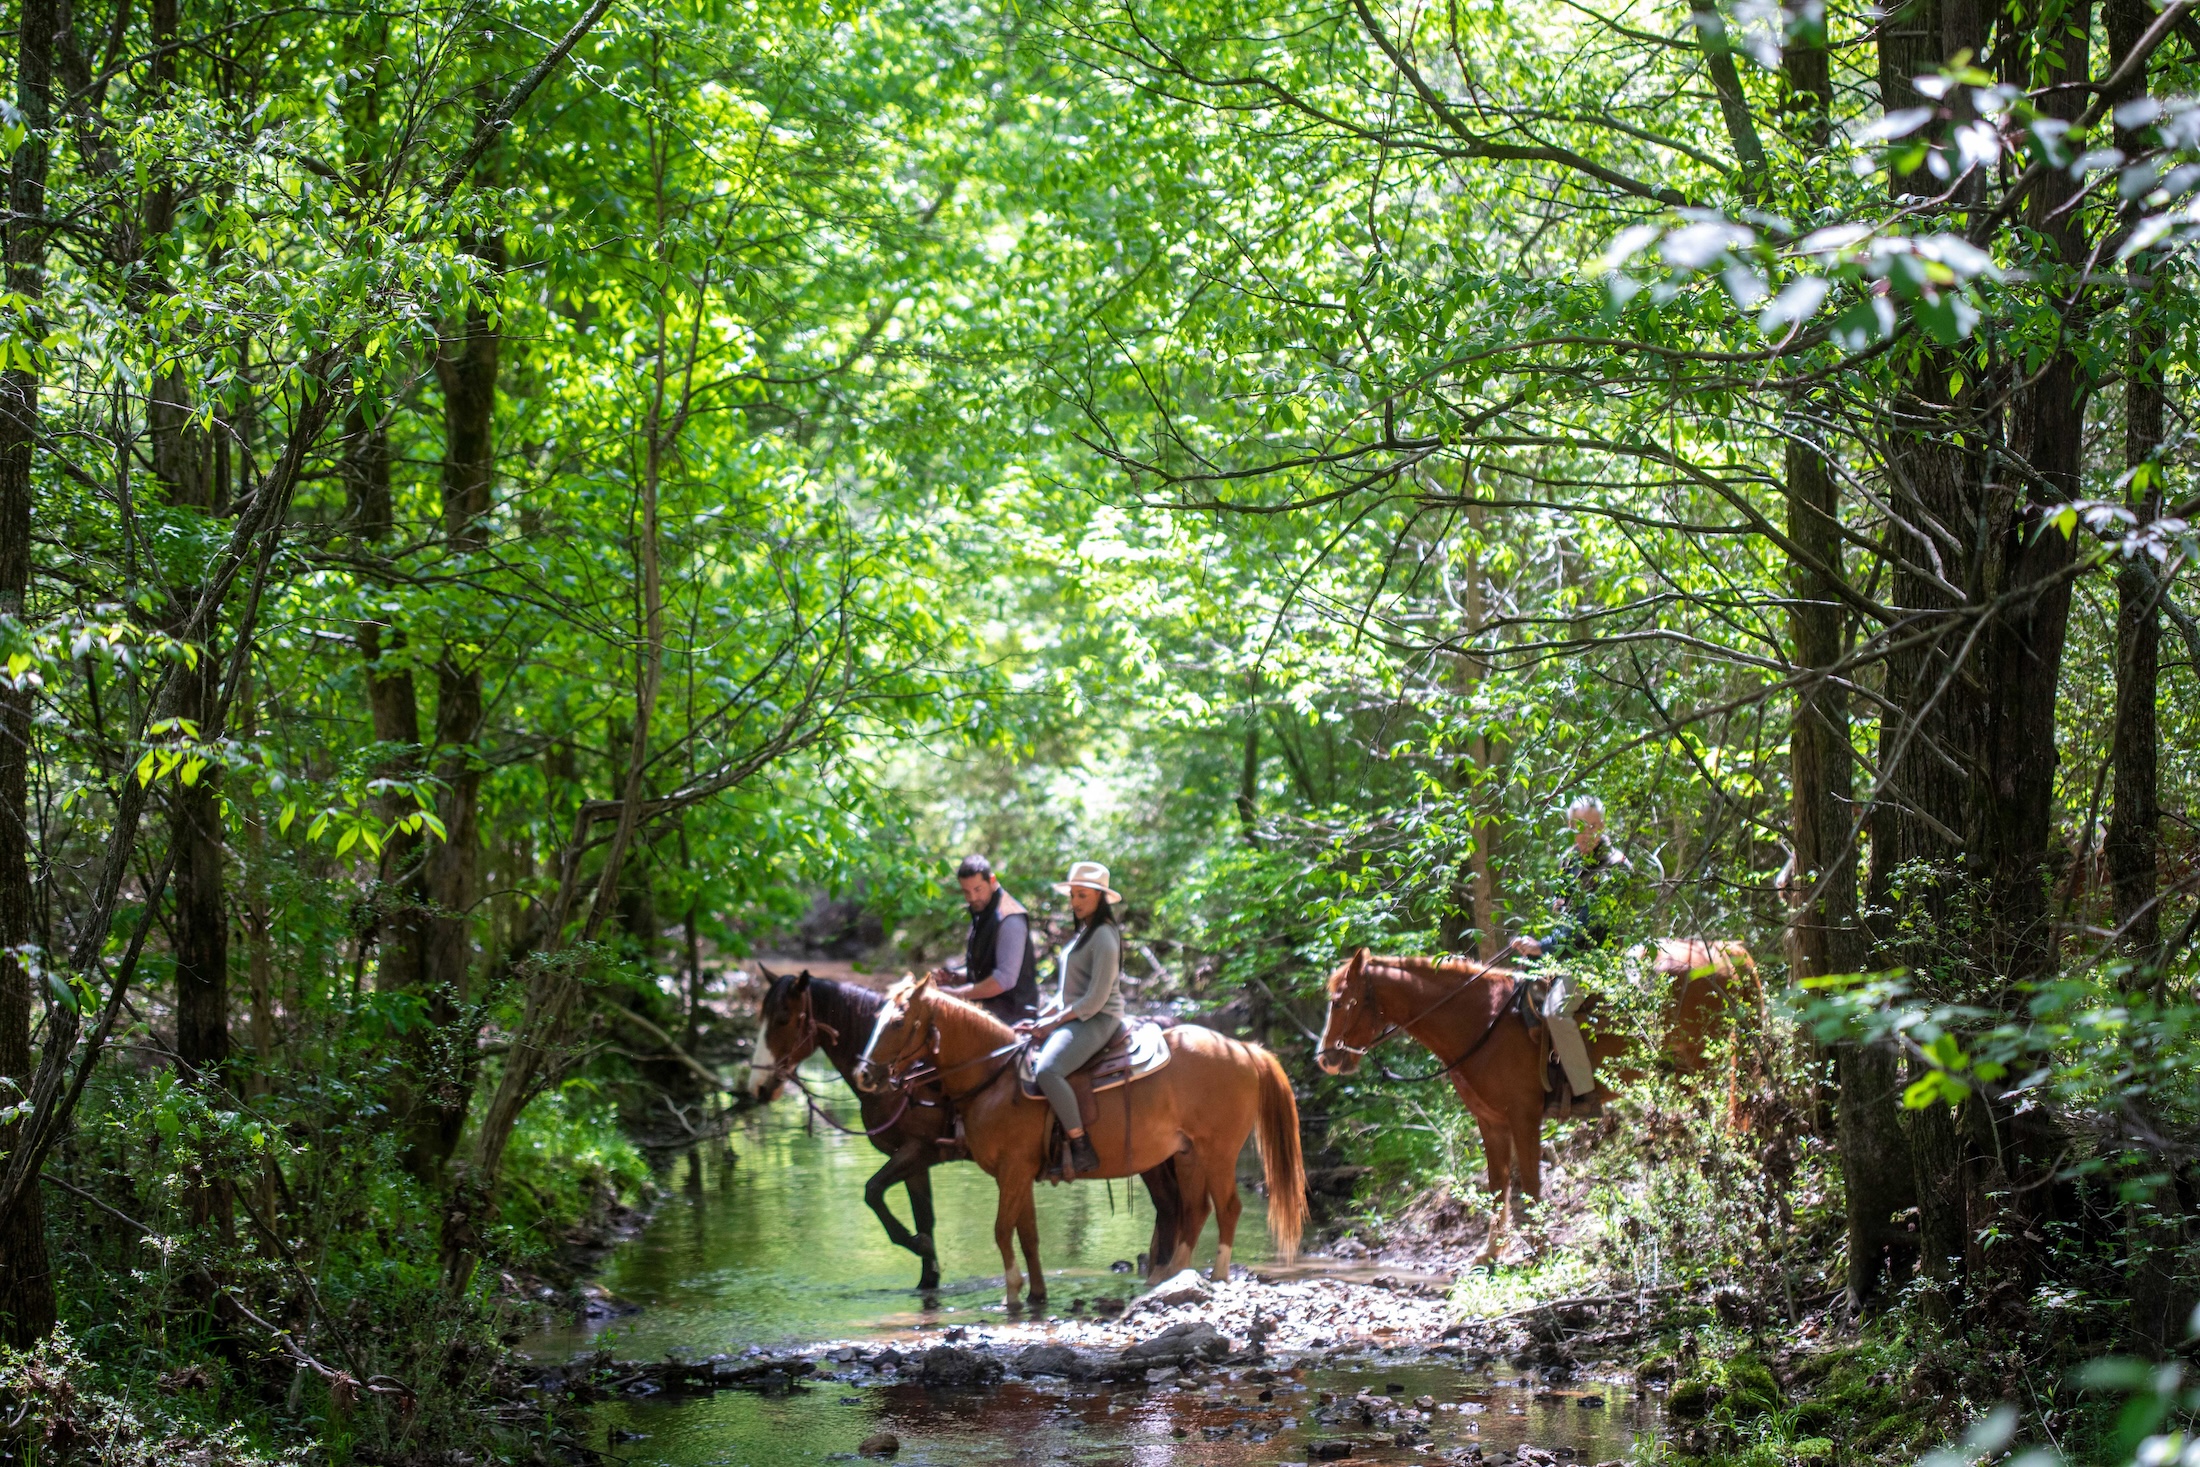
[
  {"xmin": 855, "ymin": 973, "xmax": 1306, "ymax": 1309},
  {"xmin": 1316, "ymin": 944, "xmax": 1761, "ymax": 1261},
  {"xmin": 1650, "ymin": 938, "xmax": 1767, "ymax": 1112},
  {"xmin": 745, "ymin": 969, "xmax": 1192, "ymax": 1289}
]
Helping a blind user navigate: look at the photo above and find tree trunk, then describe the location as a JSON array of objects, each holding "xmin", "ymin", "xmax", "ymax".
[
  {"xmin": 147, "ymin": 0, "xmax": 231, "ymax": 1219},
  {"xmin": 448, "ymin": 254, "xmax": 666, "ymax": 1281},
  {"xmin": 1786, "ymin": 426, "xmax": 1911, "ymax": 1308},
  {"xmin": 170, "ymin": 641, "xmax": 230, "ymax": 1089},
  {"xmin": 1235, "ymin": 672, "xmax": 1260, "ymax": 845},
  {"xmin": 1873, "ymin": 0, "xmax": 2090, "ymax": 1324},
  {"xmin": 407, "ymin": 231, "xmax": 503, "ymax": 1174},
  {"xmin": 0, "ymin": 0, "xmax": 59, "ymax": 1347},
  {"xmin": 2102, "ymin": 0, "xmax": 2188, "ymax": 1351},
  {"xmin": 2107, "ymin": 0, "xmax": 2162, "ymax": 964},
  {"xmin": 1441, "ymin": 496, "xmax": 1505, "ymax": 963}
]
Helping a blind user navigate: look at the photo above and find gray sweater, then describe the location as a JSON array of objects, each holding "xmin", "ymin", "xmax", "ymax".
[{"xmin": 1054, "ymin": 921, "xmax": 1125, "ymax": 1022}]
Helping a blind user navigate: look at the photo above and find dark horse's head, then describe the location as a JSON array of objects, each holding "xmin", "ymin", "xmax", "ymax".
[
  {"xmin": 1315, "ymin": 948, "xmax": 1378, "ymax": 1076},
  {"xmin": 748, "ymin": 967, "xmax": 826, "ymax": 1102}
]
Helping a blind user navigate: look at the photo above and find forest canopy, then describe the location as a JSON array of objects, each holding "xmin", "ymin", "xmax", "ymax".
[{"xmin": 0, "ymin": 0, "xmax": 2197, "ymax": 1460}]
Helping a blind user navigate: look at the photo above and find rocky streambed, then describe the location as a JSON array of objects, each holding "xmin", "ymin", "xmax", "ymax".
[
  {"xmin": 526, "ymin": 1069, "xmax": 1673, "ymax": 1465},
  {"xmin": 531, "ymin": 1268, "xmax": 1667, "ymax": 1467}
]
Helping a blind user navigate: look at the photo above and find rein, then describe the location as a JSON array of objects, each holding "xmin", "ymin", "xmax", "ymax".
[
  {"xmin": 787, "ymin": 1069, "xmax": 916, "ymax": 1137},
  {"xmin": 1325, "ymin": 958, "xmax": 1517, "ymax": 1085},
  {"xmin": 875, "ymin": 1011, "xmax": 1025, "ymax": 1105},
  {"xmin": 767, "ymin": 990, "xmax": 920, "ymax": 1137}
]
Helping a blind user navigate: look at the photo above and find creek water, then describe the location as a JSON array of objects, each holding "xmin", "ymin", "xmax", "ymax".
[
  {"xmin": 524, "ymin": 1064, "xmax": 1660, "ymax": 1467},
  {"xmin": 525, "ymin": 1063, "xmax": 1261, "ymax": 1360}
]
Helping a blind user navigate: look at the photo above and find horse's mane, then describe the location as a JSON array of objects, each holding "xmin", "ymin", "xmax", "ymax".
[
  {"xmin": 1367, "ymin": 952, "xmax": 1511, "ymax": 978},
  {"xmin": 1356, "ymin": 951, "xmax": 1522, "ymax": 998},
  {"xmin": 892, "ymin": 977, "xmax": 1015, "ymax": 1044}
]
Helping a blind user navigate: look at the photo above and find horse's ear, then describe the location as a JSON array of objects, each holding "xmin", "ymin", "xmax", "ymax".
[
  {"xmin": 1349, "ymin": 947, "xmax": 1370, "ymax": 979},
  {"xmin": 911, "ymin": 969, "xmax": 935, "ymax": 991},
  {"xmin": 792, "ymin": 971, "xmax": 811, "ymax": 994},
  {"xmin": 758, "ymin": 961, "xmax": 779, "ymax": 982}
]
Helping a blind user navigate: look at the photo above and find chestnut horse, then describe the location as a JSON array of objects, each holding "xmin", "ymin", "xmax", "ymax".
[
  {"xmin": 855, "ymin": 973, "xmax": 1306, "ymax": 1309},
  {"xmin": 745, "ymin": 969, "xmax": 1191, "ymax": 1289},
  {"xmin": 1316, "ymin": 943, "xmax": 1761, "ymax": 1261}
]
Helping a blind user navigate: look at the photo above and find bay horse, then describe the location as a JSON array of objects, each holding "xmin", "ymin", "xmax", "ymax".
[
  {"xmin": 745, "ymin": 969, "xmax": 1191, "ymax": 1290},
  {"xmin": 1316, "ymin": 942, "xmax": 1761, "ymax": 1262},
  {"xmin": 854, "ymin": 973, "xmax": 1306, "ymax": 1310}
]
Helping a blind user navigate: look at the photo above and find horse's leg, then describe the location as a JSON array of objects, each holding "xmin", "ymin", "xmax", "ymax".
[
  {"xmin": 905, "ymin": 1164, "xmax": 941, "ymax": 1291},
  {"xmin": 1207, "ymin": 1154, "xmax": 1244, "ymax": 1284},
  {"xmin": 1507, "ymin": 1103, "xmax": 1545, "ymax": 1259},
  {"xmin": 1017, "ymin": 1189, "xmax": 1046, "ymax": 1305},
  {"xmin": 993, "ymin": 1177, "xmax": 1031, "ymax": 1309},
  {"xmin": 1469, "ymin": 1114, "xmax": 1513, "ymax": 1265},
  {"xmin": 1139, "ymin": 1164, "xmax": 1181, "ymax": 1277},
  {"xmin": 1161, "ymin": 1151, "xmax": 1206, "ymax": 1279},
  {"xmin": 864, "ymin": 1143, "xmax": 928, "ymax": 1258}
]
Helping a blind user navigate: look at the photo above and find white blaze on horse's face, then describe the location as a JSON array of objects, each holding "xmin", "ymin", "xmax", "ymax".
[
  {"xmin": 1316, "ymin": 1010, "xmax": 1362, "ymax": 1076},
  {"xmin": 1316, "ymin": 961, "xmax": 1369, "ymax": 1076},
  {"xmin": 856, "ymin": 993, "xmax": 906, "ymax": 1093},
  {"xmin": 746, "ymin": 1034, "xmax": 779, "ymax": 1101}
]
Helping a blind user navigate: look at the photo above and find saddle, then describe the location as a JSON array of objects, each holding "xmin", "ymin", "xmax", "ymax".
[
  {"xmin": 1511, "ymin": 974, "xmax": 1604, "ymax": 1120},
  {"xmin": 1016, "ymin": 1020, "xmax": 1172, "ymax": 1179}
]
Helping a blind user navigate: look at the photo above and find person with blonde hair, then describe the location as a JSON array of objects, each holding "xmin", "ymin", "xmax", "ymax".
[
  {"xmin": 1509, "ymin": 796, "xmax": 1634, "ymax": 1113},
  {"xmin": 1019, "ymin": 860, "xmax": 1125, "ymax": 1175}
]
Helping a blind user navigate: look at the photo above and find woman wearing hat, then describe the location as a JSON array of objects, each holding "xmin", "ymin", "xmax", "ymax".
[{"xmin": 1019, "ymin": 860, "xmax": 1126, "ymax": 1176}]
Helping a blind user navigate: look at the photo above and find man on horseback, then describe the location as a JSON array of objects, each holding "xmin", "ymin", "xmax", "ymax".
[
  {"xmin": 933, "ymin": 854, "xmax": 1042, "ymax": 1024},
  {"xmin": 1509, "ymin": 795, "xmax": 1635, "ymax": 1113}
]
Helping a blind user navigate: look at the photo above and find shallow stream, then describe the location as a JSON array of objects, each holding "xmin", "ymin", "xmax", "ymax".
[
  {"xmin": 525, "ymin": 1065, "xmax": 1659, "ymax": 1467},
  {"xmin": 525, "ymin": 1063, "xmax": 1257, "ymax": 1360}
]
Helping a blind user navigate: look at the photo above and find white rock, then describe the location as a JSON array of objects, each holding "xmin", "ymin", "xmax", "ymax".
[{"xmin": 1143, "ymin": 1267, "xmax": 1214, "ymax": 1308}]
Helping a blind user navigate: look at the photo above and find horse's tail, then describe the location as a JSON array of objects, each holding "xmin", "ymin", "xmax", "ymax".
[
  {"xmin": 1719, "ymin": 941, "xmax": 1767, "ymax": 1021},
  {"xmin": 1715, "ymin": 941, "xmax": 1769, "ymax": 1134},
  {"xmin": 1252, "ymin": 1045, "xmax": 1306, "ymax": 1261}
]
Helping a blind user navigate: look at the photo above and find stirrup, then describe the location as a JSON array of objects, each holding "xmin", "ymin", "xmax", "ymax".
[{"xmin": 1544, "ymin": 1085, "xmax": 1603, "ymax": 1120}]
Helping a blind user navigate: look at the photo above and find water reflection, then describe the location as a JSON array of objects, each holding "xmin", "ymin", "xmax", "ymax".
[
  {"xmin": 587, "ymin": 1359, "xmax": 1657, "ymax": 1467},
  {"xmin": 524, "ymin": 1062, "xmax": 1271, "ymax": 1361},
  {"xmin": 531, "ymin": 1063, "xmax": 1658, "ymax": 1465}
]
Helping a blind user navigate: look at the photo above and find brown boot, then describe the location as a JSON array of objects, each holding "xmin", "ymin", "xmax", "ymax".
[{"xmin": 1544, "ymin": 1086, "xmax": 1604, "ymax": 1120}]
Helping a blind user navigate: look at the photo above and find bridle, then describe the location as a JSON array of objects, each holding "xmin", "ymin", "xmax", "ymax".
[
  {"xmin": 860, "ymin": 994, "xmax": 1024, "ymax": 1105},
  {"xmin": 1318, "ymin": 953, "xmax": 1517, "ymax": 1084},
  {"xmin": 764, "ymin": 987, "xmax": 922, "ymax": 1138},
  {"xmin": 766, "ymin": 989, "xmax": 840, "ymax": 1080}
]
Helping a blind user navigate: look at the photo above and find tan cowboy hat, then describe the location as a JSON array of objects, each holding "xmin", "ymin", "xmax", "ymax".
[{"xmin": 1051, "ymin": 860, "xmax": 1122, "ymax": 903}]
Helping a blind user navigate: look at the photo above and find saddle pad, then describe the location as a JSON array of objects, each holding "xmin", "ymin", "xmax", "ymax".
[{"xmin": 1017, "ymin": 1021, "xmax": 1171, "ymax": 1099}]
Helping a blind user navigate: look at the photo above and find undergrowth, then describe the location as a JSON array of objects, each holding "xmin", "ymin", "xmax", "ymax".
[{"xmin": 10, "ymin": 1049, "xmax": 652, "ymax": 1467}]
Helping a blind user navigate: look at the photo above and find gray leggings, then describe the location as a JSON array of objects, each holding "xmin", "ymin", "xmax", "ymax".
[{"xmin": 1034, "ymin": 1013, "xmax": 1122, "ymax": 1132}]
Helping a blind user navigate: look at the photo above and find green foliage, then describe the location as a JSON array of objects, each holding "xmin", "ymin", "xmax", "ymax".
[{"xmin": 495, "ymin": 1085, "xmax": 653, "ymax": 1260}]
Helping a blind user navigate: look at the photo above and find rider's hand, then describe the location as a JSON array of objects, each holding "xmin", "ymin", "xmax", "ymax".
[
  {"xmin": 1012, "ymin": 1020, "xmax": 1036, "ymax": 1035},
  {"xmin": 1510, "ymin": 936, "xmax": 1543, "ymax": 958}
]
